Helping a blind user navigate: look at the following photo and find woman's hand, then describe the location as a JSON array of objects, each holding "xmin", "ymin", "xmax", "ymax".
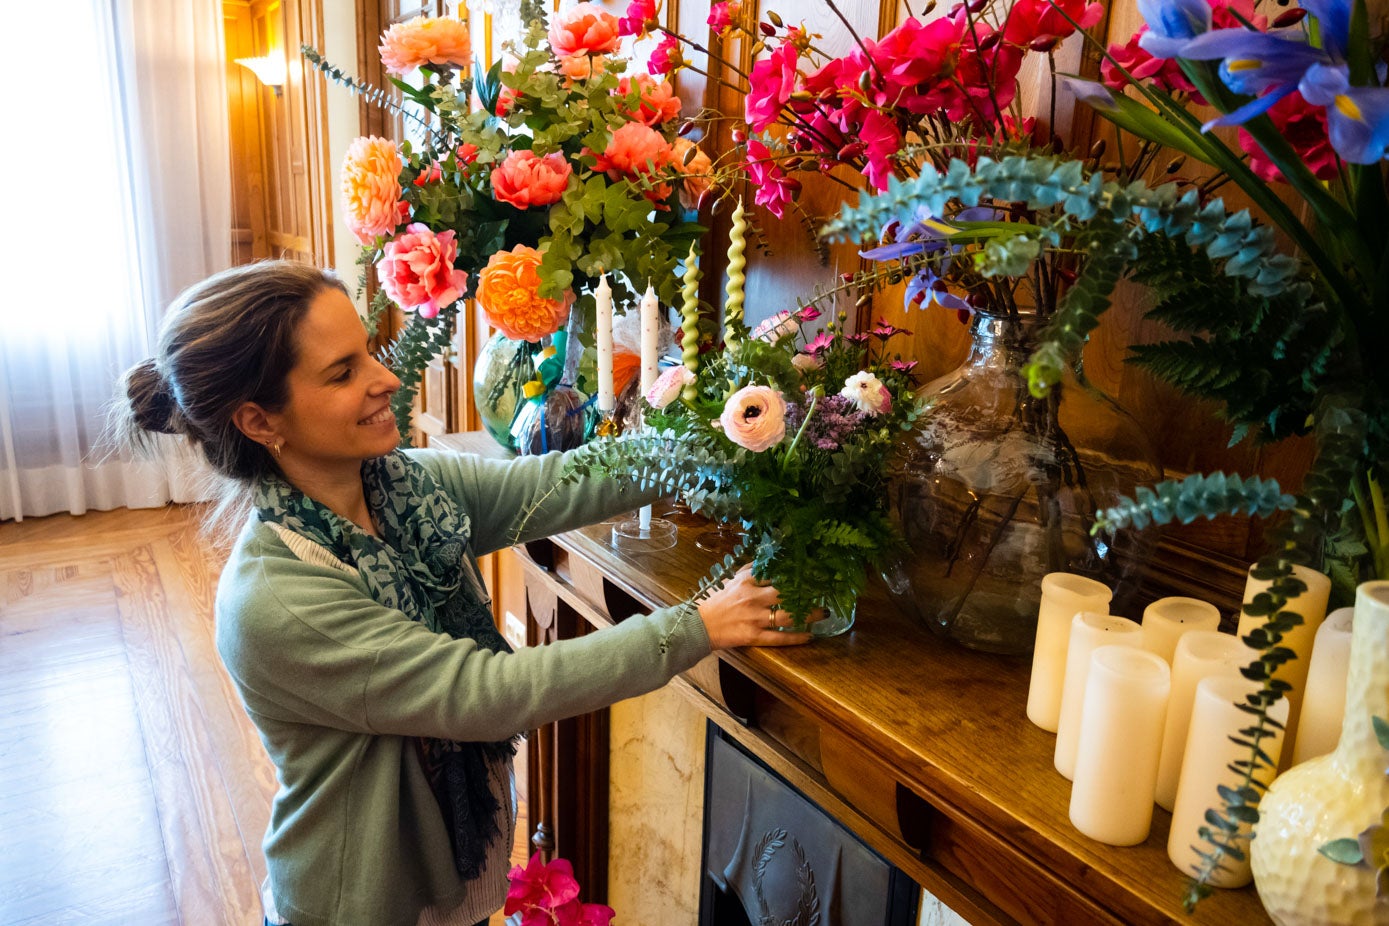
[{"xmin": 697, "ymin": 564, "xmax": 820, "ymax": 649}]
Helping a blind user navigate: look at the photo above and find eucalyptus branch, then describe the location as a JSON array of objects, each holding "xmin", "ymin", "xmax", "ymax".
[{"xmin": 302, "ymin": 45, "xmax": 439, "ymax": 140}]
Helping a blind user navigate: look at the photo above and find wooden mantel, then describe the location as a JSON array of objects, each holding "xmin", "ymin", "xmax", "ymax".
[{"xmin": 431, "ymin": 431, "xmax": 1271, "ymax": 926}]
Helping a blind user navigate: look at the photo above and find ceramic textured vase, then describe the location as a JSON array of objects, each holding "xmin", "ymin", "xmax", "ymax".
[
  {"xmin": 881, "ymin": 313, "xmax": 1161, "ymax": 655},
  {"xmin": 473, "ymin": 333, "xmax": 539, "ymax": 452},
  {"xmin": 1250, "ymin": 580, "xmax": 1389, "ymax": 926}
]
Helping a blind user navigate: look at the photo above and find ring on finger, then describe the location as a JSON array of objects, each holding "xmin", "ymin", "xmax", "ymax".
[{"xmin": 767, "ymin": 611, "xmax": 777, "ymax": 629}]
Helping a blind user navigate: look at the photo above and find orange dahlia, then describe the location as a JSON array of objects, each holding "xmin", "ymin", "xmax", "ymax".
[
  {"xmin": 379, "ymin": 16, "xmax": 473, "ymax": 77},
  {"xmin": 476, "ymin": 246, "xmax": 574, "ymax": 342},
  {"xmin": 341, "ymin": 136, "xmax": 404, "ymax": 244}
]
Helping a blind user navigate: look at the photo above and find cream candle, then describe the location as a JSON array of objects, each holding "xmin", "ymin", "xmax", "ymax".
[
  {"xmin": 1054, "ymin": 611, "xmax": 1142, "ymax": 780},
  {"xmin": 1236, "ymin": 563, "xmax": 1331, "ymax": 769},
  {"xmin": 1154, "ymin": 630, "xmax": 1249, "ymax": 811},
  {"xmin": 1291, "ymin": 606, "xmax": 1355, "ymax": 765},
  {"xmin": 1026, "ymin": 573, "xmax": 1113, "ymax": 732},
  {"xmin": 1167, "ymin": 675, "xmax": 1289, "ymax": 887},
  {"xmin": 637, "ymin": 282, "xmax": 660, "ymax": 533},
  {"xmin": 594, "ymin": 272, "xmax": 614, "ymax": 415},
  {"xmin": 1069, "ymin": 646, "xmax": 1171, "ymax": 846},
  {"xmin": 1141, "ymin": 597, "xmax": 1220, "ymax": 665}
]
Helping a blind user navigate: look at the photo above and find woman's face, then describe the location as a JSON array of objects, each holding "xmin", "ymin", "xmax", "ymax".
[{"xmin": 269, "ymin": 287, "xmax": 403, "ymax": 476}]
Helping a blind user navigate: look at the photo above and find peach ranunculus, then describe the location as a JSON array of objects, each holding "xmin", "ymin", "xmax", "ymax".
[
  {"xmin": 342, "ymin": 136, "xmax": 405, "ymax": 244},
  {"xmin": 672, "ymin": 138, "xmax": 713, "ymax": 210},
  {"xmin": 476, "ymin": 245, "xmax": 574, "ymax": 342},
  {"xmin": 593, "ymin": 122, "xmax": 674, "ymax": 200},
  {"xmin": 548, "ymin": 3, "xmax": 621, "ymax": 58},
  {"xmin": 379, "ymin": 16, "xmax": 473, "ymax": 77},
  {"xmin": 614, "ymin": 74, "xmax": 682, "ymax": 126},
  {"xmin": 718, "ymin": 385, "xmax": 787, "ymax": 452},
  {"xmin": 558, "ymin": 53, "xmax": 608, "ymax": 82},
  {"xmin": 376, "ymin": 223, "xmax": 468, "ymax": 319},
  {"xmin": 491, "ymin": 150, "xmax": 573, "ymax": 210}
]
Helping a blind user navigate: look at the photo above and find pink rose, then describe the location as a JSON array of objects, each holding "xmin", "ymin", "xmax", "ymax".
[
  {"xmin": 718, "ymin": 385, "xmax": 786, "ymax": 452},
  {"xmin": 491, "ymin": 150, "xmax": 573, "ymax": 209},
  {"xmin": 549, "ymin": 3, "xmax": 621, "ymax": 58},
  {"xmin": 840, "ymin": 371, "xmax": 891, "ymax": 416},
  {"xmin": 376, "ymin": 223, "xmax": 468, "ymax": 318},
  {"xmin": 644, "ymin": 365, "xmax": 696, "ymax": 409}
]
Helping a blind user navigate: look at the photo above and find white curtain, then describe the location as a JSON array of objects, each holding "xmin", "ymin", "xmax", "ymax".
[{"xmin": 0, "ymin": 0, "xmax": 231, "ymax": 520}]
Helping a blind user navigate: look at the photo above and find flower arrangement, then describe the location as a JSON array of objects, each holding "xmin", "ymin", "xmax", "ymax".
[
  {"xmin": 550, "ymin": 224, "xmax": 924, "ymax": 630},
  {"xmin": 505, "ymin": 853, "xmax": 613, "ymax": 926},
  {"xmin": 304, "ymin": 0, "xmax": 709, "ymax": 438}
]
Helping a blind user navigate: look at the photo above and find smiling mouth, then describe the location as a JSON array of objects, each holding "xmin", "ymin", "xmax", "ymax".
[{"xmin": 359, "ymin": 408, "xmax": 394, "ymax": 426}]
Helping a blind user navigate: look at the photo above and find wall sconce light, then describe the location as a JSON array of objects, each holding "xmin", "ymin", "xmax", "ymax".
[{"xmin": 235, "ymin": 55, "xmax": 287, "ymax": 94}]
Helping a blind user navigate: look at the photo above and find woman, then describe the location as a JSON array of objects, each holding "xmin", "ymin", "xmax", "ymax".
[{"xmin": 116, "ymin": 261, "xmax": 812, "ymax": 926}]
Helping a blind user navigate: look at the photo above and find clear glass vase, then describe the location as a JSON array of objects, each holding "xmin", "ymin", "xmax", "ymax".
[
  {"xmin": 473, "ymin": 333, "xmax": 539, "ymax": 452},
  {"xmin": 881, "ymin": 313, "xmax": 1161, "ymax": 655}
]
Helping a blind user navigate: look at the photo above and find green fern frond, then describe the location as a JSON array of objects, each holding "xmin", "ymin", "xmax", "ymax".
[{"xmin": 1093, "ymin": 472, "xmax": 1298, "ymax": 534}]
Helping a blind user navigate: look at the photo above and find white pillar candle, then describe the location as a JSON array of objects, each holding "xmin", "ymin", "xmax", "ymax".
[
  {"xmin": 1167, "ymin": 675, "xmax": 1289, "ymax": 887},
  {"xmin": 1236, "ymin": 563, "xmax": 1331, "ymax": 769},
  {"xmin": 1069, "ymin": 646, "xmax": 1171, "ymax": 846},
  {"xmin": 594, "ymin": 272, "xmax": 614, "ymax": 414},
  {"xmin": 1054, "ymin": 612, "xmax": 1142, "ymax": 780},
  {"xmin": 1291, "ymin": 606, "xmax": 1355, "ymax": 765},
  {"xmin": 1154, "ymin": 630, "xmax": 1249, "ymax": 811},
  {"xmin": 1141, "ymin": 597, "xmax": 1221, "ymax": 664},
  {"xmin": 1026, "ymin": 573, "xmax": 1113, "ymax": 732},
  {"xmin": 638, "ymin": 282, "xmax": 660, "ymax": 533}
]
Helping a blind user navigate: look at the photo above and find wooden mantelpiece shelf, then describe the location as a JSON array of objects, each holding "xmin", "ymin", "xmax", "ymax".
[{"xmin": 431, "ymin": 432, "xmax": 1271, "ymax": 926}]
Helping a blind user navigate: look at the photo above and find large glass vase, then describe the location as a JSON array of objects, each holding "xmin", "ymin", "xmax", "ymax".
[
  {"xmin": 881, "ymin": 313, "xmax": 1161, "ymax": 655},
  {"xmin": 473, "ymin": 333, "xmax": 539, "ymax": 452}
]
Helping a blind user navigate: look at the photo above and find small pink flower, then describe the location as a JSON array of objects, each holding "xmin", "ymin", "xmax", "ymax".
[
  {"xmin": 549, "ymin": 2, "xmax": 621, "ymax": 58},
  {"xmin": 708, "ymin": 1, "xmax": 741, "ymax": 33},
  {"xmin": 803, "ymin": 331, "xmax": 834, "ymax": 354},
  {"xmin": 491, "ymin": 149, "xmax": 573, "ymax": 209},
  {"xmin": 745, "ymin": 139, "xmax": 795, "ymax": 218},
  {"xmin": 649, "ymin": 33, "xmax": 683, "ymax": 76},
  {"xmin": 719, "ymin": 385, "xmax": 786, "ymax": 452},
  {"xmin": 746, "ymin": 42, "xmax": 800, "ymax": 132},
  {"xmin": 619, "ymin": 0, "xmax": 659, "ymax": 38},
  {"xmin": 796, "ymin": 306, "xmax": 822, "ymax": 322},
  {"xmin": 377, "ymin": 223, "xmax": 468, "ymax": 319},
  {"xmin": 644, "ymin": 365, "xmax": 695, "ymax": 409},
  {"xmin": 505, "ymin": 855, "xmax": 581, "ymax": 917},
  {"xmin": 840, "ymin": 371, "xmax": 891, "ymax": 416},
  {"xmin": 751, "ymin": 310, "xmax": 797, "ymax": 343}
]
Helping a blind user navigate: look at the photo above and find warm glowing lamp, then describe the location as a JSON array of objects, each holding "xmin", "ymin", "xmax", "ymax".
[{"xmin": 235, "ymin": 55, "xmax": 286, "ymax": 94}]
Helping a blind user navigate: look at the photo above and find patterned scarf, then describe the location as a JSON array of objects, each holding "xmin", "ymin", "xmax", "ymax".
[{"xmin": 253, "ymin": 450, "xmax": 516, "ymax": 881}]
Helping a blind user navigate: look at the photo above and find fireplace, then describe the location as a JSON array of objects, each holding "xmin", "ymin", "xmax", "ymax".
[{"xmin": 699, "ymin": 724, "xmax": 920, "ymax": 926}]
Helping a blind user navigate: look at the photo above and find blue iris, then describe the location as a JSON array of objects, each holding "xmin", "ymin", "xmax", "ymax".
[
  {"xmin": 1136, "ymin": 0, "xmax": 1214, "ymax": 58},
  {"xmin": 1300, "ymin": 62, "xmax": 1389, "ymax": 163},
  {"xmin": 860, "ymin": 210, "xmax": 997, "ymax": 313}
]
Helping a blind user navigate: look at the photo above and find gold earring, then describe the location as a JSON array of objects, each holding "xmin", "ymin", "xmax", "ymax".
[{"xmin": 268, "ymin": 440, "xmax": 282, "ymax": 459}]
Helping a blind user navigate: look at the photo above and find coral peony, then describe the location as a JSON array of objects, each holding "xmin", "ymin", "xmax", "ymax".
[
  {"xmin": 615, "ymin": 74, "xmax": 682, "ymax": 126},
  {"xmin": 341, "ymin": 136, "xmax": 405, "ymax": 244},
  {"xmin": 477, "ymin": 245, "xmax": 574, "ymax": 342},
  {"xmin": 840, "ymin": 371, "xmax": 892, "ymax": 416},
  {"xmin": 558, "ymin": 53, "xmax": 608, "ymax": 81},
  {"xmin": 593, "ymin": 122, "xmax": 674, "ymax": 200},
  {"xmin": 718, "ymin": 385, "xmax": 787, "ymax": 452},
  {"xmin": 377, "ymin": 223, "xmax": 468, "ymax": 319},
  {"xmin": 491, "ymin": 150, "xmax": 573, "ymax": 209},
  {"xmin": 672, "ymin": 138, "xmax": 712, "ymax": 210},
  {"xmin": 379, "ymin": 16, "xmax": 473, "ymax": 77},
  {"xmin": 549, "ymin": 3, "xmax": 621, "ymax": 58},
  {"xmin": 644, "ymin": 366, "xmax": 695, "ymax": 409}
]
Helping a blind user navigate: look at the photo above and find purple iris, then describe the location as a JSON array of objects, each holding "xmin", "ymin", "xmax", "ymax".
[
  {"xmin": 859, "ymin": 209, "xmax": 996, "ymax": 313},
  {"xmin": 1299, "ymin": 62, "xmax": 1389, "ymax": 163}
]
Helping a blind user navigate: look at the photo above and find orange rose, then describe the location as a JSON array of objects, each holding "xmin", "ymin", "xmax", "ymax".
[
  {"xmin": 476, "ymin": 245, "xmax": 574, "ymax": 342},
  {"xmin": 672, "ymin": 138, "xmax": 712, "ymax": 210},
  {"xmin": 379, "ymin": 16, "xmax": 472, "ymax": 76},
  {"xmin": 341, "ymin": 136, "xmax": 404, "ymax": 244},
  {"xmin": 548, "ymin": 2, "xmax": 621, "ymax": 58},
  {"xmin": 615, "ymin": 74, "xmax": 682, "ymax": 126}
]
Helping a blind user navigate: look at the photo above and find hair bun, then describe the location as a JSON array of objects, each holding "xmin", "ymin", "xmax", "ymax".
[{"xmin": 125, "ymin": 358, "xmax": 185, "ymax": 435}]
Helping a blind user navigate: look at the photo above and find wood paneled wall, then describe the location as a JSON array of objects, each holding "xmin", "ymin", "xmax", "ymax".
[{"xmin": 225, "ymin": 0, "xmax": 335, "ymax": 267}]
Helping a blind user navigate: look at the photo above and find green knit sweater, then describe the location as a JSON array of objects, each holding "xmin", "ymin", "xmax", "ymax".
[{"xmin": 215, "ymin": 449, "xmax": 710, "ymax": 926}]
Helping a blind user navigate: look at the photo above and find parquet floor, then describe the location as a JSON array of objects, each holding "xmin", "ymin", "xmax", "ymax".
[{"xmin": 0, "ymin": 505, "xmax": 526, "ymax": 926}]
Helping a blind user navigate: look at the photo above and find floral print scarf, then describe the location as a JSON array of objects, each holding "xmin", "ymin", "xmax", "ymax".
[{"xmin": 254, "ymin": 450, "xmax": 516, "ymax": 881}]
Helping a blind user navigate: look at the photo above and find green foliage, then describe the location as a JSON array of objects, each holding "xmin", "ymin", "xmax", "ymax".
[
  {"xmin": 1092, "ymin": 472, "xmax": 1298, "ymax": 534},
  {"xmin": 381, "ymin": 305, "xmax": 458, "ymax": 440}
]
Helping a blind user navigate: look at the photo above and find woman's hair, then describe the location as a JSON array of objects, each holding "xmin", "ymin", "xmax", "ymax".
[{"xmin": 115, "ymin": 259, "xmax": 349, "ymax": 488}]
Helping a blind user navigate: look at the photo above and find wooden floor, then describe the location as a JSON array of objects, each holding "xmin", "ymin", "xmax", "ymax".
[{"xmin": 0, "ymin": 505, "xmax": 526, "ymax": 926}]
